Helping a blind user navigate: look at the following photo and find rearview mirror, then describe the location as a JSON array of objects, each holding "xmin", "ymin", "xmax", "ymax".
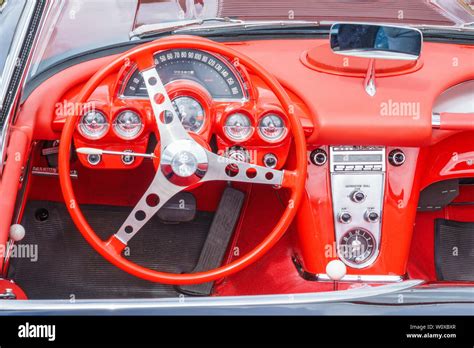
[{"xmin": 330, "ymin": 23, "xmax": 422, "ymax": 60}]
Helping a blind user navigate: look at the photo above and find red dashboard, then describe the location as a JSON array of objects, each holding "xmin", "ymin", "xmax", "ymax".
[{"xmin": 10, "ymin": 37, "xmax": 474, "ymax": 279}]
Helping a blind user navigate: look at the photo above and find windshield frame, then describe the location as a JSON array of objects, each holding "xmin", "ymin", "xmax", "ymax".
[
  {"xmin": 26, "ymin": 0, "xmax": 474, "ymax": 83},
  {"xmin": 0, "ymin": 0, "xmax": 44, "ymax": 172},
  {"xmin": 0, "ymin": 0, "xmax": 28, "ymax": 106}
]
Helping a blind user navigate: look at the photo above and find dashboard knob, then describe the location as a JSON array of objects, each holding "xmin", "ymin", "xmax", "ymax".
[
  {"xmin": 338, "ymin": 212, "xmax": 352, "ymax": 224},
  {"xmin": 365, "ymin": 210, "xmax": 380, "ymax": 223},
  {"xmin": 263, "ymin": 153, "xmax": 278, "ymax": 168},
  {"xmin": 351, "ymin": 190, "xmax": 366, "ymax": 203},
  {"xmin": 121, "ymin": 150, "xmax": 135, "ymax": 165},
  {"xmin": 388, "ymin": 149, "xmax": 406, "ymax": 166},
  {"xmin": 310, "ymin": 148, "xmax": 327, "ymax": 166},
  {"xmin": 87, "ymin": 154, "xmax": 101, "ymax": 166}
]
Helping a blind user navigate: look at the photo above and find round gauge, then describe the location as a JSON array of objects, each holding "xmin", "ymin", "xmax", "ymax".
[
  {"xmin": 339, "ymin": 228, "xmax": 376, "ymax": 266},
  {"xmin": 78, "ymin": 110, "xmax": 109, "ymax": 139},
  {"xmin": 113, "ymin": 110, "xmax": 143, "ymax": 139},
  {"xmin": 165, "ymin": 96, "xmax": 205, "ymax": 133},
  {"xmin": 223, "ymin": 113, "xmax": 253, "ymax": 141},
  {"xmin": 258, "ymin": 114, "xmax": 287, "ymax": 141}
]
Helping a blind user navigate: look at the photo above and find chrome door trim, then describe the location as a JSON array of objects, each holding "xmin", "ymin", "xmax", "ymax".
[{"xmin": 0, "ymin": 280, "xmax": 423, "ymax": 312}]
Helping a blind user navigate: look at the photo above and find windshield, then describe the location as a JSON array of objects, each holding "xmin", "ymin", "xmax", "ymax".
[
  {"xmin": 29, "ymin": 0, "xmax": 474, "ymax": 79},
  {"xmin": 0, "ymin": 0, "xmax": 27, "ymax": 87}
]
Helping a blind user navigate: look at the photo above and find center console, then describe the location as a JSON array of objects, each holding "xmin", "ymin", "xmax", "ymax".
[
  {"xmin": 329, "ymin": 146, "xmax": 386, "ymax": 268},
  {"xmin": 295, "ymin": 144, "xmax": 421, "ymax": 280}
]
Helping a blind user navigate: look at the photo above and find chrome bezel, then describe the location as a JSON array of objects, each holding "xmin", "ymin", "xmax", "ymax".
[
  {"xmin": 112, "ymin": 110, "xmax": 144, "ymax": 140},
  {"xmin": 118, "ymin": 49, "xmax": 249, "ymax": 103},
  {"xmin": 170, "ymin": 96, "xmax": 206, "ymax": 134},
  {"xmin": 77, "ymin": 110, "xmax": 109, "ymax": 140},
  {"xmin": 257, "ymin": 113, "xmax": 288, "ymax": 143},
  {"xmin": 223, "ymin": 112, "xmax": 254, "ymax": 142}
]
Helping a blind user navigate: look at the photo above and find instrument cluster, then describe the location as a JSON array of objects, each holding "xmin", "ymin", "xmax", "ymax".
[{"xmin": 73, "ymin": 49, "xmax": 292, "ymax": 170}]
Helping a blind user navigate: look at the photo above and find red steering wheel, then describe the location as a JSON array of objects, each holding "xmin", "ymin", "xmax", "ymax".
[{"xmin": 59, "ymin": 36, "xmax": 307, "ymax": 285}]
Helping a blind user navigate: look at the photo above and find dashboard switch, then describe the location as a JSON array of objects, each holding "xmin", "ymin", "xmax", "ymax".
[
  {"xmin": 263, "ymin": 153, "xmax": 278, "ymax": 168},
  {"xmin": 351, "ymin": 190, "xmax": 366, "ymax": 203},
  {"xmin": 121, "ymin": 150, "xmax": 135, "ymax": 165},
  {"xmin": 365, "ymin": 210, "xmax": 380, "ymax": 223},
  {"xmin": 338, "ymin": 212, "xmax": 352, "ymax": 224},
  {"xmin": 87, "ymin": 154, "xmax": 101, "ymax": 166}
]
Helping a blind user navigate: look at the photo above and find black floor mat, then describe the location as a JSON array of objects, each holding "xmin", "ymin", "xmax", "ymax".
[
  {"xmin": 435, "ymin": 219, "xmax": 474, "ymax": 281},
  {"xmin": 9, "ymin": 201, "xmax": 213, "ymax": 299}
]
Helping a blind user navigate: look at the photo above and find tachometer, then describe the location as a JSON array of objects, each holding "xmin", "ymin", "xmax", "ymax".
[
  {"xmin": 122, "ymin": 49, "xmax": 245, "ymax": 100},
  {"xmin": 165, "ymin": 96, "xmax": 205, "ymax": 133}
]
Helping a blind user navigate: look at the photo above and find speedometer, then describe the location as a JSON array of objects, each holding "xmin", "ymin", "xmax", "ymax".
[{"xmin": 122, "ymin": 49, "xmax": 245, "ymax": 100}]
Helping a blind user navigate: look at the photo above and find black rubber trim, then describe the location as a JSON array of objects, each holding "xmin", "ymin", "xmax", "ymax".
[{"xmin": 0, "ymin": 0, "xmax": 46, "ymax": 127}]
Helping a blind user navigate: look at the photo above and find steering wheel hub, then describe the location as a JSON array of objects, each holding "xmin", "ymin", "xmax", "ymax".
[
  {"xmin": 161, "ymin": 139, "xmax": 208, "ymax": 186},
  {"xmin": 172, "ymin": 151, "xmax": 198, "ymax": 177}
]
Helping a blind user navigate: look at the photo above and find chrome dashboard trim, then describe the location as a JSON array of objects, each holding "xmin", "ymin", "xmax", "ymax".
[
  {"xmin": 329, "ymin": 146, "xmax": 386, "ymax": 269},
  {"xmin": 312, "ymin": 274, "xmax": 405, "ymax": 282},
  {"xmin": 432, "ymin": 112, "xmax": 441, "ymax": 128}
]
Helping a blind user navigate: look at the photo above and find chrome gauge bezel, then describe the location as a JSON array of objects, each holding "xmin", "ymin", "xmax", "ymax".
[
  {"xmin": 223, "ymin": 112, "xmax": 254, "ymax": 142},
  {"xmin": 168, "ymin": 96, "xmax": 206, "ymax": 134},
  {"xmin": 257, "ymin": 113, "xmax": 288, "ymax": 142},
  {"xmin": 112, "ymin": 110, "xmax": 144, "ymax": 140},
  {"xmin": 77, "ymin": 110, "xmax": 110, "ymax": 140},
  {"xmin": 119, "ymin": 49, "xmax": 249, "ymax": 102}
]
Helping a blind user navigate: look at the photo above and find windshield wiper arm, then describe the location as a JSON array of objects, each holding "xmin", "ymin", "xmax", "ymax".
[{"xmin": 130, "ymin": 17, "xmax": 244, "ymax": 40}]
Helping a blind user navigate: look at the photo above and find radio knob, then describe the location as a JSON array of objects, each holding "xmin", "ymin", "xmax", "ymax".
[
  {"xmin": 351, "ymin": 190, "xmax": 366, "ymax": 203},
  {"xmin": 310, "ymin": 148, "xmax": 327, "ymax": 166},
  {"xmin": 338, "ymin": 212, "xmax": 352, "ymax": 224},
  {"xmin": 388, "ymin": 149, "xmax": 406, "ymax": 166},
  {"xmin": 365, "ymin": 210, "xmax": 380, "ymax": 223}
]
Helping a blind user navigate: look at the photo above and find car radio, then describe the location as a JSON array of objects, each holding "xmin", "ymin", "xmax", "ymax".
[
  {"xmin": 329, "ymin": 146, "xmax": 386, "ymax": 268},
  {"xmin": 330, "ymin": 146, "xmax": 386, "ymax": 173}
]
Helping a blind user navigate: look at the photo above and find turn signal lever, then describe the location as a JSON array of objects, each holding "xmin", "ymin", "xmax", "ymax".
[{"xmin": 432, "ymin": 112, "xmax": 474, "ymax": 131}]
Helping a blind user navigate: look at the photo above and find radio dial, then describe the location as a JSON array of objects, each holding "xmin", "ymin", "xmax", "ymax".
[{"xmin": 351, "ymin": 190, "xmax": 366, "ymax": 203}]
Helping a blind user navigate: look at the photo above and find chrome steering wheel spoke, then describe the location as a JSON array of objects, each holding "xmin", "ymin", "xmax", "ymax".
[
  {"xmin": 113, "ymin": 67, "xmax": 193, "ymax": 246},
  {"xmin": 140, "ymin": 67, "xmax": 191, "ymax": 147},
  {"xmin": 202, "ymin": 151, "xmax": 284, "ymax": 186},
  {"xmin": 114, "ymin": 170, "xmax": 182, "ymax": 245}
]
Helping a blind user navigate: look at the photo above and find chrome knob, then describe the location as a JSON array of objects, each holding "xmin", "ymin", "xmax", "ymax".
[
  {"xmin": 365, "ymin": 210, "xmax": 380, "ymax": 223},
  {"xmin": 338, "ymin": 212, "xmax": 352, "ymax": 224},
  {"xmin": 87, "ymin": 154, "xmax": 101, "ymax": 166},
  {"xmin": 388, "ymin": 149, "xmax": 406, "ymax": 166},
  {"xmin": 310, "ymin": 148, "xmax": 327, "ymax": 166},
  {"xmin": 263, "ymin": 153, "xmax": 278, "ymax": 168},
  {"xmin": 351, "ymin": 190, "xmax": 366, "ymax": 203}
]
